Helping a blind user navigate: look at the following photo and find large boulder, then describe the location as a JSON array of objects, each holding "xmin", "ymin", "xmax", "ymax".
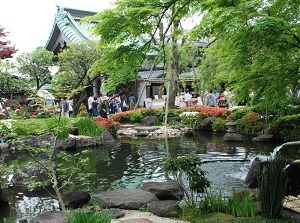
[
  {"xmin": 223, "ymin": 133, "xmax": 245, "ymax": 142},
  {"xmin": 89, "ymin": 189, "xmax": 159, "ymax": 210},
  {"xmin": 141, "ymin": 116, "xmax": 159, "ymax": 126},
  {"xmin": 11, "ymin": 161, "xmax": 49, "ymax": 188},
  {"xmin": 286, "ymin": 161, "xmax": 300, "ymax": 195},
  {"xmin": 62, "ymin": 190, "xmax": 91, "ymax": 209},
  {"xmin": 244, "ymin": 157, "xmax": 268, "ymax": 188},
  {"xmin": 199, "ymin": 117, "xmax": 215, "ymax": 130},
  {"xmin": 147, "ymin": 200, "xmax": 181, "ymax": 218},
  {"xmin": 141, "ymin": 181, "xmax": 184, "ymax": 200},
  {"xmin": 30, "ymin": 211, "xmax": 67, "ymax": 223}
]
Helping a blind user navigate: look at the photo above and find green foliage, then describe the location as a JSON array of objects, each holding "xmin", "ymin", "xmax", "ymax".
[
  {"xmin": 10, "ymin": 118, "xmax": 51, "ymax": 136},
  {"xmin": 180, "ymin": 200, "xmax": 202, "ymax": 221},
  {"xmin": 212, "ymin": 117, "xmax": 227, "ymax": 132},
  {"xmin": 46, "ymin": 117, "xmax": 71, "ymax": 139},
  {"xmin": 163, "ymin": 155, "xmax": 210, "ymax": 206},
  {"xmin": 235, "ymin": 111, "xmax": 265, "ymax": 132},
  {"xmin": 139, "ymin": 205, "xmax": 149, "ymax": 212},
  {"xmin": 228, "ymin": 190, "xmax": 256, "ymax": 217},
  {"xmin": 179, "ymin": 112, "xmax": 202, "ymax": 127},
  {"xmin": 258, "ymin": 158, "xmax": 288, "ymax": 219},
  {"xmin": 195, "ymin": 0, "xmax": 300, "ymax": 113},
  {"xmin": 129, "ymin": 112, "xmax": 144, "ymax": 124},
  {"xmin": 74, "ymin": 117, "xmax": 104, "ymax": 137},
  {"xmin": 16, "ymin": 47, "xmax": 55, "ymax": 90},
  {"xmin": 67, "ymin": 210, "xmax": 112, "ymax": 223},
  {"xmin": 199, "ymin": 191, "xmax": 228, "ymax": 215},
  {"xmin": 272, "ymin": 114, "xmax": 300, "ymax": 139}
]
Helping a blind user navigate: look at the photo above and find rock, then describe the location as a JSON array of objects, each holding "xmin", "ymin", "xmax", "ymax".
[
  {"xmin": 199, "ymin": 117, "xmax": 215, "ymax": 130},
  {"xmin": 0, "ymin": 188, "xmax": 9, "ymax": 205},
  {"xmin": 11, "ymin": 161, "xmax": 49, "ymax": 188},
  {"xmin": 286, "ymin": 162, "xmax": 300, "ymax": 195},
  {"xmin": 100, "ymin": 129, "xmax": 115, "ymax": 143},
  {"xmin": 244, "ymin": 157, "xmax": 268, "ymax": 188},
  {"xmin": 62, "ymin": 190, "xmax": 91, "ymax": 209},
  {"xmin": 104, "ymin": 208, "xmax": 125, "ymax": 219},
  {"xmin": 30, "ymin": 211, "xmax": 67, "ymax": 223},
  {"xmin": 141, "ymin": 116, "xmax": 159, "ymax": 126},
  {"xmin": 89, "ymin": 189, "xmax": 159, "ymax": 210},
  {"xmin": 0, "ymin": 143, "xmax": 9, "ymax": 153},
  {"xmin": 223, "ymin": 133, "xmax": 245, "ymax": 142},
  {"xmin": 252, "ymin": 134, "xmax": 274, "ymax": 142},
  {"xmin": 147, "ymin": 200, "xmax": 181, "ymax": 218},
  {"xmin": 141, "ymin": 181, "xmax": 183, "ymax": 200}
]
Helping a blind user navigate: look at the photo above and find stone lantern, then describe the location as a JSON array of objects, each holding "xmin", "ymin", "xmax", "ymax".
[
  {"xmin": 225, "ymin": 121, "xmax": 238, "ymax": 133},
  {"xmin": 223, "ymin": 121, "xmax": 244, "ymax": 142}
]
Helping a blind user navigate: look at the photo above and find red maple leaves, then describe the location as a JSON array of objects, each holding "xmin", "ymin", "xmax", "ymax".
[{"xmin": 0, "ymin": 26, "xmax": 17, "ymax": 59}]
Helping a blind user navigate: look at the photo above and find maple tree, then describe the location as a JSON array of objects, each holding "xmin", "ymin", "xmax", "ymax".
[{"xmin": 0, "ymin": 26, "xmax": 17, "ymax": 59}]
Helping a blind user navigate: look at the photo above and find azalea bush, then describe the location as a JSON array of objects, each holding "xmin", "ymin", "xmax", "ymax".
[
  {"xmin": 95, "ymin": 117, "xmax": 120, "ymax": 130},
  {"xmin": 234, "ymin": 111, "xmax": 265, "ymax": 132}
]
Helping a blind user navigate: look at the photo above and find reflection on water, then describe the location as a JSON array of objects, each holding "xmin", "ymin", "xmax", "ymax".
[{"xmin": 2, "ymin": 132, "xmax": 281, "ymax": 223}]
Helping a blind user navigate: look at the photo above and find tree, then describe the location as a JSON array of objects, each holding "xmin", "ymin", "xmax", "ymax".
[
  {"xmin": 193, "ymin": 0, "xmax": 300, "ymax": 112},
  {"xmin": 16, "ymin": 47, "xmax": 55, "ymax": 90},
  {"xmin": 0, "ymin": 60, "xmax": 30, "ymax": 98},
  {"xmin": 52, "ymin": 41, "xmax": 102, "ymax": 115},
  {"xmin": 0, "ymin": 26, "xmax": 17, "ymax": 59},
  {"xmin": 87, "ymin": 0, "xmax": 201, "ymax": 108}
]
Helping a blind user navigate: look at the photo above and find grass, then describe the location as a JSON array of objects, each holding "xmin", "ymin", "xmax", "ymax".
[
  {"xmin": 67, "ymin": 210, "xmax": 112, "ymax": 223},
  {"xmin": 74, "ymin": 117, "xmax": 104, "ymax": 136}
]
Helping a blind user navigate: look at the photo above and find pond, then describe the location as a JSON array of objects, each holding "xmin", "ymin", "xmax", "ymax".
[{"xmin": 0, "ymin": 132, "xmax": 287, "ymax": 223}]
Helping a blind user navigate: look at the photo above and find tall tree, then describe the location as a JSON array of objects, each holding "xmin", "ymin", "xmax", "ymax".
[
  {"xmin": 87, "ymin": 0, "xmax": 201, "ymax": 108},
  {"xmin": 193, "ymin": 0, "xmax": 300, "ymax": 112},
  {"xmin": 0, "ymin": 60, "xmax": 29, "ymax": 98},
  {"xmin": 52, "ymin": 41, "xmax": 102, "ymax": 115},
  {"xmin": 0, "ymin": 26, "xmax": 17, "ymax": 59},
  {"xmin": 16, "ymin": 47, "xmax": 55, "ymax": 90}
]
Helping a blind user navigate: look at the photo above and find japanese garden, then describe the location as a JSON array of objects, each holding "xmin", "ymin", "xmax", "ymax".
[{"xmin": 0, "ymin": 0, "xmax": 300, "ymax": 222}]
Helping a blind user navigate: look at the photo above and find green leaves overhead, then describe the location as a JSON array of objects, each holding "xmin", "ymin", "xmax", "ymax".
[
  {"xmin": 195, "ymin": 0, "xmax": 300, "ymax": 112},
  {"xmin": 16, "ymin": 47, "xmax": 55, "ymax": 90}
]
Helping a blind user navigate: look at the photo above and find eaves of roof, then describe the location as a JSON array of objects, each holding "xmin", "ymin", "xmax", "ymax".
[{"xmin": 45, "ymin": 6, "xmax": 98, "ymax": 52}]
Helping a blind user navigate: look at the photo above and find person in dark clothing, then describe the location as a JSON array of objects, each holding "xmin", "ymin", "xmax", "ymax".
[
  {"xmin": 127, "ymin": 94, "xmax": 136, "ymax": 110},
  {"xmin": 99, "ymin": 96, "xmax": 109, "ymax": 118},
  {"xmin": 91, "ymin": 97, "xmax": 100, "ymax": 117}
]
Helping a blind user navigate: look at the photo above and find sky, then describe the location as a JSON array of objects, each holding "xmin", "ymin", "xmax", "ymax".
[{"xmin": 0, "ymin": 0, "xmax": 115, "ymax": 59}]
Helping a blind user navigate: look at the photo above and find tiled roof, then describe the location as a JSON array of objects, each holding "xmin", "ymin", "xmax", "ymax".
[{"xmin": 45, "ymin": 6, "xmax": 97, "ymax": 53}]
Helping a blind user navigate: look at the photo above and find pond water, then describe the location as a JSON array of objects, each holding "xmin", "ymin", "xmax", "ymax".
[{"xmin": 0, "ymin": 132, "xmax": 287, "ymax": 223}]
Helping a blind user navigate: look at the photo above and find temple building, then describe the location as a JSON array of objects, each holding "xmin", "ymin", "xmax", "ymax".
[{"xmin": 45, "ymin": 6, "xmax": 209, "ymax": 107}]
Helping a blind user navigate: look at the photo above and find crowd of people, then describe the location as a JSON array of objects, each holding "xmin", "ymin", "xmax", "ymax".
[
  {"xmin": 175, "ymin": 90, "xmax": 229, "ymax": 108},
  {"xmin": 87, "ymin": 93, "xmax": 136, "ymax": 118},
  {"xmin": 59, "ymin": 89, "xmax": 229, "ymax": 119}
]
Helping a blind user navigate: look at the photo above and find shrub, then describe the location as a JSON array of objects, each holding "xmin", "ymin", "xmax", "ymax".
[
  {"xmin": 67, "ymin": 210, "xmax": 112, "ymax": 223},
  {"xmin": 129, "ymin": 112, "xmax": 144, "ymax": 123},
  {"xmin": 212, "ymin": 117, "xmax": 228, "ymax": 132},
  {"xmin": 74, "ymin": 117, "xmax": 104, "ymax": 137},
  {"xmin": 235, "ymin": 111, "xmax": 265, "ymax": 132},
  {"xmin": 258, "ymin": 158, "xmax": 288, "ymax": 219}
]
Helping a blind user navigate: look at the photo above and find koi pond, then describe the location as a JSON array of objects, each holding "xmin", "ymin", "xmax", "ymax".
[{"xmin": 1, "ymin": 131, "xmax": 294, "ymax": 223}]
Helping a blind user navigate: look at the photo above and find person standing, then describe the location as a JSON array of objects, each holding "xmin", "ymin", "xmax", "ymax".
[
  {"xmin": 121, "ymin": 95, "xmax": 129, "ymax": 111},
  {"xmin": 128, "ymin": 94, "xmax": 136, "ymax": 110},
  {"xmin": 91, "ymin": 97, "xmax": 100, "ymax": 117},
  {"xmin": 184, "ymin": 91, "xmax": 192, "ymax": 107},
  {"xmin": 109, "ymin": 98, "xmax": 118, "ymax": 114},
  {"xmin": 205, "ymin": 90, "xmax": 217, "ymax": 107},
  {"xmin": 87, "ymin": 93, "xmax": 94, "ymax": 115},
  {"xmin": 60, "ymin": 97, "xmax": 69, "ymax": 117},
  {"xmin": 99, "ymin": 96, "xmax": 109, "ymax": 118},
  {"xmin": 67, "ymin": 97, "xmax": 73, "ymax": 116},
  {"xmin": 175, "ymin": 92, "xmax": 182, "ymax": 108}
]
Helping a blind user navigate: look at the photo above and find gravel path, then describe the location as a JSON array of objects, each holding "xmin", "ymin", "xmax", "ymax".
[{"xmin": 111, "ymin": 210, "xmax": 189, "ymax": 223}]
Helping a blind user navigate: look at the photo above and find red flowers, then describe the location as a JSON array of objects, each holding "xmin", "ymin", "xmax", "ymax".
[{"xmin": 95, "ymin": 117, "xmax": 120, "ymax": 129}]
